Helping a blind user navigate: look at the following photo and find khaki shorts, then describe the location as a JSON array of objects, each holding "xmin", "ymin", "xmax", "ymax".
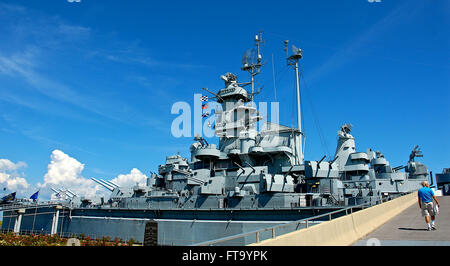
[{"xmin": 421, "ymin": 201, "xmax": 435, "ymax": 217}]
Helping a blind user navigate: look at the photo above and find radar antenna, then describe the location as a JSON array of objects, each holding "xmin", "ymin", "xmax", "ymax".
[
  {"xmin": 341, "ymin": 124, "xmax": 353, "ymax": 134},
  {"xmin": 241, "ymin": 31, "xmax": 263, "ymax": 101},
  {"xmin": 284, "ymin": 40, "xmax": 304, "ymax": 164}
]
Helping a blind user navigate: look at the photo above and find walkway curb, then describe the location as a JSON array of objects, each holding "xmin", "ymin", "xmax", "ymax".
[{"xmin": 250, "ymin": 192, "xmax": 418, "ymax": 246}]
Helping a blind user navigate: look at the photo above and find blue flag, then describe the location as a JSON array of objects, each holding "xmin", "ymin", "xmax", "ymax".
[
  {"xmin": 30, "ymin": 190, "xmax": 39, "ymax": 201},
  {"xmin": 1, "ymin": 192, "xmax": 16, "ymax": 202}
]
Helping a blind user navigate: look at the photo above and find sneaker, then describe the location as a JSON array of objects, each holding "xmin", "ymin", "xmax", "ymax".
[
  {"xmin": 432, "ymin": 225, "xmax": 437, "ymax": 230},
  {"xmin": 427, "ymin": 227, "xmax": 431, "ymax": 231}
]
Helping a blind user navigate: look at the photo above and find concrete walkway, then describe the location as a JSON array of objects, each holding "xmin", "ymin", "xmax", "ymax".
[{"xmin": 354, "ymin": 196, "xmax": 450, "ymax": 246}]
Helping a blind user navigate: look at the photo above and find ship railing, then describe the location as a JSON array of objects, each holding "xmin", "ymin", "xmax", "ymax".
[
  {"xmin": 192, "ymin": 192, "xmax": 410, "ymax": 246},
  {"xmin": 0, "ymin": 202, "xmax": 70, "ymax": 211}
]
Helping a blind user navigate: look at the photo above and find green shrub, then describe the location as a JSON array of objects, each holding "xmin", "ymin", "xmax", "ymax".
[{"xmin": 0, "ymin": 232, "xmax": 134, "ymax": 246}]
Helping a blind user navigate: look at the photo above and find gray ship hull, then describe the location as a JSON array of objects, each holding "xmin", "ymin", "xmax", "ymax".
[{"xmin": 2, "ymin": 205, "xmax": 351, "ymax": 245}]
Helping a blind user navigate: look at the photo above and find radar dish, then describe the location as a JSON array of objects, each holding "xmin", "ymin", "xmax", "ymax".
[
  {"xmin": 242, "ymin": 48, "xmax": 257, "ymax": 67},
  {"xmin": 341, "ymin": 123, "xmax": 353, "ymax": 134},
  {"xmin": 292, "ymin": 44, "xmax": 301, "ymax": 55}
]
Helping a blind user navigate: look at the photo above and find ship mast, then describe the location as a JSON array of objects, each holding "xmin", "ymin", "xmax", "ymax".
[
  {"xmin": 284, "ymin": 40, "xmax": 304, "ymax": 164},
  {"xmin": 241, "ymin": 31, "xmax": 263, "ymax": 101}
]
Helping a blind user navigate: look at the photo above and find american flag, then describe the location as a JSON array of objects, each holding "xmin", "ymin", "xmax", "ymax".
[
  {"xmin": 202, "ymin": 103, "xmax": 208, "ymax": 109},
  {"xmin": 200, "ymin": 95, "xmax": 208, "ymax": 102}
]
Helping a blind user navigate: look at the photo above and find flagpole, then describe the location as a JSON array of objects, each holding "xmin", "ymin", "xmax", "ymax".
[
  {"xmin": 31, "ymin": 201, "xmax": 38, "ymax": 233},
  {"xmin": 31, "ymin": 190, "xmax": 39, "ymax": 233}
]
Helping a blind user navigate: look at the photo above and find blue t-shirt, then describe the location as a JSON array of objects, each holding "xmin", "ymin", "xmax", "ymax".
[{"xmin": 418, "ymin": 187, "xmax": 434, "ymax": 203}]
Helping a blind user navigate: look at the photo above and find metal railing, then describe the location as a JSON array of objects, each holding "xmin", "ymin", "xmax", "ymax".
[
  {"xmin": 0, "ymin": 202, "xmax": 69, "ymax": 212},
  {"xmin": 192, "ymin": 192, "xmax": 409, "ymax": 246}
]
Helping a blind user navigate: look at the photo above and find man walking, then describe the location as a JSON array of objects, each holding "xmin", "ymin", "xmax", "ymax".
[{"xmin": 418, "ymin": 181, "xmax": 440, "ymax": 231}]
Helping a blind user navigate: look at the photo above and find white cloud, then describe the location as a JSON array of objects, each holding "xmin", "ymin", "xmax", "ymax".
[
  {"xmin": 38, "ymin": 150, "xmax": 148, "ymax": 202},
  {"xmin": 0, "ymin": 173, "xmax": 29, "ymax": 191},
  {"xmin": 111, "ymin": 168, "xmax": 148, "ymax": 187},
  {"xmin": 0, "ymin": 150, "xmax": 150, "ymax": 202},
  {"xmin": 0, "ymin": 159, "xmax": 27, "ymax": 171},
  {"xmin": 0, "ymin": 158, "xmax": 29, "ymax": 192},
  {"xmin": 43, "ymin": 150, "xmax": 85, "ymax": 185},
  {"xmin": 39, "ymin": 150, "xmax": 106, "ymax": 200}
]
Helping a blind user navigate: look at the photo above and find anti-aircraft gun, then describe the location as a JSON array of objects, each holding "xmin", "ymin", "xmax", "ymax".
[
  {"xmin": 409, "ymin": 145, "xmax": 423, "ymax": 162},
  {"xmin": 406, "ymin": 145, "xmax": 428, "ymax": 180}
]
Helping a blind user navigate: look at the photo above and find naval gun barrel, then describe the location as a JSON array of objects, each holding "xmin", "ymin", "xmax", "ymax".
[
  {"xmin": 98, "ymin": 179, "xmax": 115, "ymax": 191},
  {"xmin": 101, "ymin": 179, "xmax": 119, "ymax": 188},
  {"xmin": 283, "ymin": 165, "xmax": 294, "ymax": 179},
  {"xmin": 66, "ymin": 189, "xmax": 77, "ymax": 197},
  {"xmin": 233, "ymin": 161, "xmax": 245, "ymax": 173},
  {"xmin": 316, "ymin": 155, "xmax": 327, "ymax": 169},
  {"xmin": 329, "ymin": 156, "xmax": 339, "ymax": 166},
  {"xmin": 392, "ymin": 165, "xmax": 406, "ymax": 172},
  {"xmin": 50, "ymin": 187, "xmax": 75, "ymax": 199},
  {"xmin": 60, "ymin": 188, "xmax": 76, "ymax": 198},
  {"xmin": 318, "ymin": 155, "xmax": 326, "ymax": 164},
  {"xmin": 244, "ymin": 162, "xmax": 256, "ymax": 174},
  {"xmin": 91, "ymin": 178, "xmax": 114, "ymax": 191}
]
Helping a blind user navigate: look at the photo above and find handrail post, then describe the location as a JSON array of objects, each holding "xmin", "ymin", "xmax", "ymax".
[
  {"xmin": 272, "ymin": 228, "xmax": 275, "ymax": 238},
  {"xmin": 256, "ymin": 231, "xmax": 260, "ymax": 243},
  {"xmin": 306, "ymin": 220, "xmax": 309, "ymax": 228}
]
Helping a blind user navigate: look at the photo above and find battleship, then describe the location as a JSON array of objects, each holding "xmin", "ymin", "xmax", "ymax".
[
  {"xmin": 436, "ymin": 168, "xmax": 450, "ymax": 195},
  {"xmin": 0, "ymin": 33, "xmax": 429, "ymax": 245}
]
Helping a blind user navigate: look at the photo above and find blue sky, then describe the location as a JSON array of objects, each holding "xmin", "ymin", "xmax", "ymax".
[{"xmin": 0, "ymin": 0, "xmax": 448, "ymax": 200}]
